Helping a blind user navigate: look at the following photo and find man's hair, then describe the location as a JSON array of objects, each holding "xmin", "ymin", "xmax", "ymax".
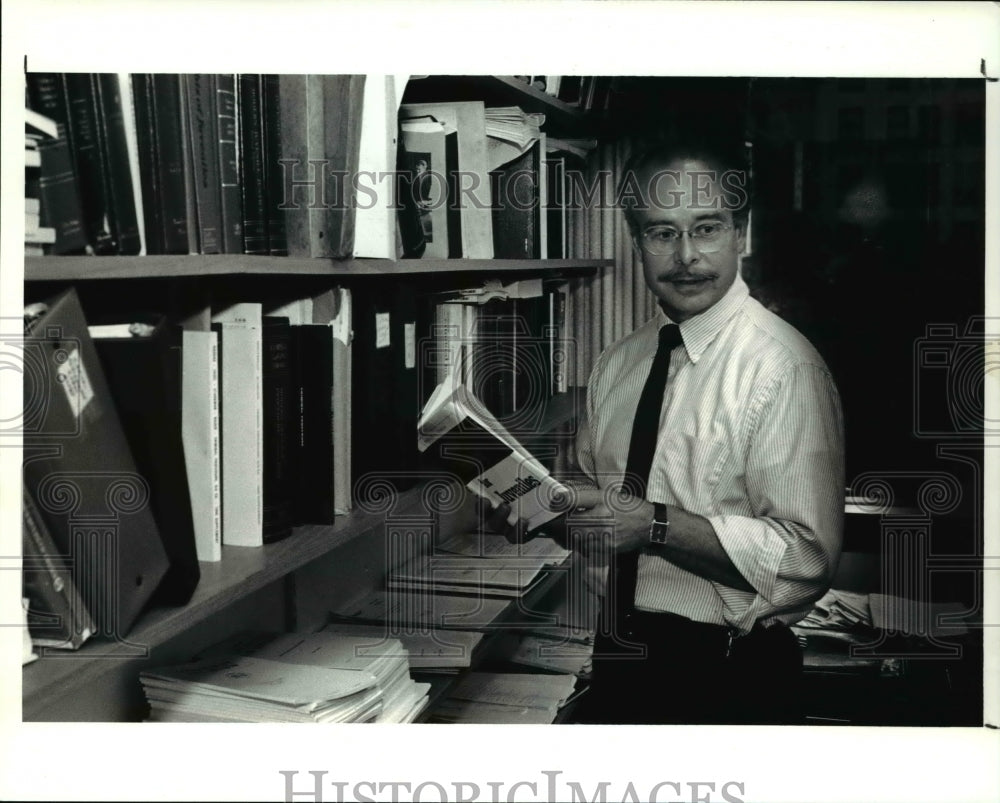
[{"xmin": 619, "ymin": 133, "xmax": 752, "ymax": 234}]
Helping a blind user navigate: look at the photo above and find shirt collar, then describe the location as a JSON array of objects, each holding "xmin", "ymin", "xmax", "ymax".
[{"xmin": 655, "ymin": 272, "xmax": 750, "ymax": 364}]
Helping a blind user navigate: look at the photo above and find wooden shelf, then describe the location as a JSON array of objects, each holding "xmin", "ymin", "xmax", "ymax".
[
  {"xmin": 22, "ymin": 389, "xmax": 584, "ymax": 720},
  {"xmin": 403, "ymin": 75, "xmax": 593, "ymax": 138},
  {"xmin": 24, "ymin": 255, "xmax": 608, "ymax": 282}
]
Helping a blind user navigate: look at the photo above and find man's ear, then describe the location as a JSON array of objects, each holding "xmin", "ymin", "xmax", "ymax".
[{"xmin": 734, "ymin": 220, "xmax": 748, "ymax": 253}]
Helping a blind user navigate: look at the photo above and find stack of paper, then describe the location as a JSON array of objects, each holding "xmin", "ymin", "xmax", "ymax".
[
  {"xmin": 320, "ymin": 622, "xmax": 484, "ymax": 675},
  {"xmin": 230, "ymin": 631, "xmax": 430, "ymax": 723},
  {"xmin": 388, "ymin": 554, "xmax": 552, "ymax": 599},
  {"xmin": 794, "ymin": 588, "xmax": 872, "ymax": 631},
  {"xmin": 428, "ymin": 671, "xmax": 579, "ymax": 724},
  {"xmin": 140, "ymin": 655, "xmax": 383, "ymax": 723},
  {"xmin": 504, "ymin": 634, "xmax": 593, "ymax": 677},
  {"xmin": 485, "ymin": 106, "xmax": 545, "ymax": 149},
  {"xmin": 331, "ymin": 589, "xmax": 510, "ymax": 633}
]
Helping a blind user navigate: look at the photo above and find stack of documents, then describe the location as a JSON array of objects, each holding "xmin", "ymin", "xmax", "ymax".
[
  {"xmin": 428, "ymin": 671, "xmax": 579, "ymax": 724},
  {"xmin": 140, "ymin": 655, "xmax": 383, "ymax": 723},
  {"xmin": 331, "ymin": 589, "xmax": 510, "ymax": 633},
  {"xmin": 503, "ymin": 633, "xmax": 593, "ymax": 677},
  {"xmin": 485, "ymin": 106, "xmax": 544, "ymax": 149},
  {"xmin": 388, "ymin": 554, "xmax": 551, "ymax": 599},
  {"xmin": 142, "ymin": 630, "xmax": 430, "ymax": 723},
  {"xmin": 794, "ymin": 588, "xmax": 872, "ymax": 631},
  {"xmin": 320, "ymin": 622, "xmax": 484, "ymax": 675}
]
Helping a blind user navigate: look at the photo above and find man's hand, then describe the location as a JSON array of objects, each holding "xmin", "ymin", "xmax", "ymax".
[
  {"xmin": 556, "ymin": 488, "xmax": 654, "ymax": 558},
  {"xmin": 486, "ymin": 483, "xmax": 655, "ymax": 559}
]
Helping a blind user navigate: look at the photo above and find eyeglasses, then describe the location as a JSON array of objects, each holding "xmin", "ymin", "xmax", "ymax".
[{"xmin": 638, "ymin": 222, "xmax": 734, "ymax": 256}]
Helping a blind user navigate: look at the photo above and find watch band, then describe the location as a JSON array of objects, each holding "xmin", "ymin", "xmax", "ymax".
[{"xmin": 649, "ymin": 502, "xmax": 670, "ymax": 544}]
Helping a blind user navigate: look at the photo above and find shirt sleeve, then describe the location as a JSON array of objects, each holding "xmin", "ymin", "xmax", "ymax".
[
  {"xmin": 706, "ymin": 362, "xmax": 845, "ymax": 626},
  {"xmin": 574, "ymin": 352, "xmax": 605, "ymax": 483}
]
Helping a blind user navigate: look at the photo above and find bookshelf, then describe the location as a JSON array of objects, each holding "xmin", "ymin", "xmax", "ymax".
[
  {"xmin": 24, "ymin": 255, "xmax": 607, "ymax": 281},
  {"xmin": 21, "ymin": 70, "xmax": 603, "ymax": 723}
]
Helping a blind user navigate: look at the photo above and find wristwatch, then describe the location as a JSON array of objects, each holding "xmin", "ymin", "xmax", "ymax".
[{"xmin": 649, "ymin": 503, "xmax": 670, "ymax": 544}]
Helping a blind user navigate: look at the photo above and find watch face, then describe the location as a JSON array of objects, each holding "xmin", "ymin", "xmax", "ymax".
[{"xmin": 649, "ymin": 520, "xmax": 669, "ymax": 544}]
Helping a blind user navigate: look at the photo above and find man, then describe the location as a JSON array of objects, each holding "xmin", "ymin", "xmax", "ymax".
[{"xmin": 563, "ymin": 136, "xmax": 845, "ymax": 724}]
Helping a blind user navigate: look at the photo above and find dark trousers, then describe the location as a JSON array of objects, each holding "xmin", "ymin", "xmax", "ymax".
[{"xmin": 576, "ymin": 605, "xmax": 805, "ymax": 725}]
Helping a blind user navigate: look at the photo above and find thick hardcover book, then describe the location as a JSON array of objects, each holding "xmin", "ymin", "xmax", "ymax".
[
  {"xmin": 211, "ymin": 303, "xmax": 264, "ymax": 547},
  {"xmin": 350, "ymin": 285, "xmax": 395, "ymax": 486},
  {"xmin": 290, "ymin": 324, "xmax": 335, "ymax": 525},
  {"xmin": 216, "ymin": 74, "xmax": 243, "ymax": 254},
  {"xmin": 177, "ymin": 77, "xmax": 200, "ymax": 254},
  {"xmin": 238, "ymin": 75, "xmax": 268, "ymax": 255},
  {"xmin": 352, "ymin": 75, "xmax": 397, "ymax": 259},
  {"xmin": 490, "ymin": 140, "xmax": 542, "ymax": 259},
  {"xmin": 130, "ymin": 74, "xmax": 164, "ymax": 254},
  {"xmin": 24, "ymin": 74, "xmax": 88, "ymax": 254},
  {"xmin": 151, "ymin": 74, "xmax": 191, "ymax": 253},
  {"xmin": 262, "ymin": 317, "xmax": 294, "ymax": 543},
  {"xmin": 22, "ymin": 485, "xmax": 95, "ymax": 650},
  {"xmin": 261, "ymin": 74, "xmax": 288, "ymax": 255},
  {"xmin": 93, "ymin": 74, "xmax": 142, "ymax": 255},
  {"xmin": 62, "ymin": 73, "xmax": 116, "ymax": 253},
  {"xmin": 277, "ymin": 75, "xmax": 366, "ymax": 258},
  {"xmin": 22, "ymin": 288, "xmax": 169, "ymax": 637},
  {"xmin": 183, "ymin": 74, "xmax": 222, "ymax": 254},
  {"xmin": 91, "ymin": 317, "xmax": 201, "ymax": 605},
  {"xmin": 182, "ymin": 329, "xmax": 222, "ymax": 562}
]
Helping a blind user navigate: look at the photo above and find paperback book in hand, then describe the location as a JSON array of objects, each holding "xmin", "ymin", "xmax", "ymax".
[{"xmin": 417, "ymin": 372, "xmax": 567, "ymax": 532}]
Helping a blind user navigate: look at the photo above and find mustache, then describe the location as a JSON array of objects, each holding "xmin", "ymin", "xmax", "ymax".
[{"xmin": 658, "ymin": 271, "xmax": 718, "ymax": 282}]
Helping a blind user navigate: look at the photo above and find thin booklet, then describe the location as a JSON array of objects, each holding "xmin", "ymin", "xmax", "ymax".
[{"xmin": 417, "ymin": 370, "xmax": 568, "ymax": 532}]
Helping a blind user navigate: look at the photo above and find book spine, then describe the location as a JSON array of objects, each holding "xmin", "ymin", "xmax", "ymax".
[
  {"xmin": 278, "ymin": 74, "xmax": 326, "ymax": 257},
  {"xmin": 210, "ymin": 333, "xmax": 222, "ymax": 552},
  {"xmin": 93, "ymin": 74, "xmax": 142, "ymax": 255},
  {"xmin": 216, "ymin": 74, "xmax": 243, "ymax": 253},
  {"xmin": 21, "ymin": 486, "xmax": 95, "ymax": 650},
  {"xmin": 185, "ymin": 74, "xmax": 222, "ymax": 254},
  {"xmin": 151, "ymin": 74, "xmax": 190, "ymax": 254},
  {"xmin": 262, "ymin": 317, "xmax": 294, "ymax": 542},
  {"xmin": 130, "ymin": 74, "xmax": 164, "ymax": 254},
  {"xmin": 25, "ymin": 73, "xmax": 88, "ymax": 254},
  {"xmin": 238, "ymin": 74, "xmax": 268, "ymax": 255},
  {"xmin": 261, "ymin": 74, "xmax": 288, "ymax": 255},
  {"xmin": 62, "ymin": 73, "xmax": 115, "ymax": 253},
  {"xmin": 290, "ymin": 325, "xmax": 335, "ymax": 525},
  {"xmin": 322, "ymin": 75, "xmax": 367, "ymax": 258},
  {"xmin": 177, "ymin": 77, "xmax": 200, "ymax": 254}
]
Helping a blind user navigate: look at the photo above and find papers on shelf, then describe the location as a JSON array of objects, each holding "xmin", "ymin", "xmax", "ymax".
[
  {"xmin": 140, "ymin": 654, "xmax": 382, "ymax": 723},
  {"xmin": 485, "ymin": 106, "xmax": 544, "ymax": 170},
  {"xmin": 319, "ymin": 622, "xmax": 484, "ymax": 672},
  {"xmin": 505, "ymin": 634, "xmax": 593, "ymax": 677},
  {"xmin": 428, "ymin": 671, "xmax": 578, "ymax": 725}
]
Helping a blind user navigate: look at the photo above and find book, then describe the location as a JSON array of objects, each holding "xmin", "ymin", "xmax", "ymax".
[
  {"xmin": 132, "ymin": 74, "xmax": 189, "ymax": 254},
  {"xmin": 260, "ymin": 74, "xmax": 288, "ymax": 255},
  {"xmin": 262, "ymin": 316, "xmax": 294, "ymax": 542},
  {"xmin": 353, "ymin": 75, "xmax": 400, "ymax": 259},
  {"xmin": 238, "ymin": 74, "xmax": 268, "ymax": 254},
  {"xmin": 183, "ymin": 75, "xmax": 222, "ymax": 254},
  {"xmin": 24, "ymin": 76, "xmax": 88, "ymax": 254},
  {"xmin": 90, "ymin": 316, "xmax": 201, "ymax": 605},
  {"xmin": 22, "ymin": 288, "xmax": 169, "ymax": 637},
  {"xmin": 211, "ymin": 302, "xmax": 264, "ymax": 547},
  {"xmin": 88, "ymin": 74, "xmax": 141, "ymax": 255},
  {"xmin": 318, "ymin": 622, "xmax": 485, "ymax": 672},
  {"xmin": 181, "ymin": 329, "xmax": 222, "ymax": 562},
  {"xmin": 21, "ymin": 485, "xmax": 95, "ymax": 650},
  {"xmin": 289, "ymin": 323, "xmax": 335, "ymax": 525},
  {"xmin": 216, "ymin": 74, "xmax": 243, "ymax": 253},
  {"xmin": 116, "ymin": 72, "xmax": 147, "ymax": 255},
  {"xmin": 417, "ymin": 372, "xmax": 569, "ymax": 533},
  {"xmin": 62, "ymin": 74, "xmax": 115, "ymax": 253},
  {"xmin": 490, "ymin": 138, "xmax": 543, "ymax": 259},
  {"xmin": 399, "ymin": 100, "xmax": 494, "ymax": 258}
]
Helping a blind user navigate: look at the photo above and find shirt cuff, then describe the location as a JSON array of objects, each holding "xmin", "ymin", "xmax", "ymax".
[{"xmin": 705, "ymin": 513, "xmax": 788, "ymax": 604}]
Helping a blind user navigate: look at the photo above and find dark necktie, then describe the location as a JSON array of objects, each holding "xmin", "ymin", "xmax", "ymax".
[{"xmin": 612, "ymin": 323, "xmax": 683, "ymax": 614}]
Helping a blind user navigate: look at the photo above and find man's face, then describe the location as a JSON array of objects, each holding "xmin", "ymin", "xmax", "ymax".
[{"xmin": 632, "ymin": 158, "xmax": 746, "ymax": 323}]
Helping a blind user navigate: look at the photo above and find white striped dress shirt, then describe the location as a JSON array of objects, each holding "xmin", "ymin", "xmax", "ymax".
[{"xmin": 577, "ymin": 273, "xmax": 845, "ymax": 634}]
